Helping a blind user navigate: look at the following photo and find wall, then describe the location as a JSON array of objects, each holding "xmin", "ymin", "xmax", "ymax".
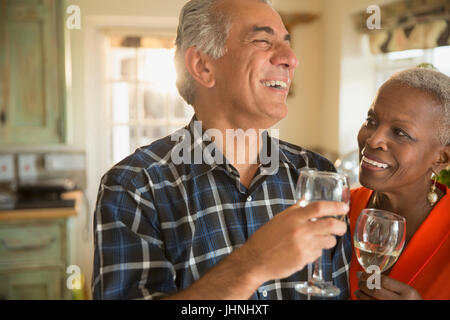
[
  {"xmin": 273, "ymin": 0, "xmax": 323, "ymax": 152},
  {"xmin": 321, "ymin": 0, "xmax": 398, "ymax": 157}
]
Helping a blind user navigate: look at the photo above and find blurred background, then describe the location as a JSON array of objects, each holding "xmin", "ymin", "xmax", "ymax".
[{"xmin": 0, "ymin": 0, "xmax": 449, "ymax": 299}]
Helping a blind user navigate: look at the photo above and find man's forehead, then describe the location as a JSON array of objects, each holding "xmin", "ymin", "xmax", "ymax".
[
  {"xmin": 233, "ymin": 11, "xmax": 288, "ymax": 35},
  {"xmin": 223, "ymin": 0, "xmax": 284, "ymax": 26}
]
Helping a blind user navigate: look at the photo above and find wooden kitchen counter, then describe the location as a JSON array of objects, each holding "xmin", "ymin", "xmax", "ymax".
[{"xmin": 0, "ymin": 191, "xmax": 82, "ymax": 221}]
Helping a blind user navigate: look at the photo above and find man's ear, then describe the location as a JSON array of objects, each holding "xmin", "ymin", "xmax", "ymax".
[
  {"xmin": 184, "ymin": 47, "xmax": 215, "ymax": 88},
  {"xmin": 432, "ymin": 145, "xmax": 450, "ymax": 174}
]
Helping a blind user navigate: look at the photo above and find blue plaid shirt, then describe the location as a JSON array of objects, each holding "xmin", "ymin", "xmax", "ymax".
[{"xmin": 92, "ymin": 117, "xmax": 352, "ymax": 300}]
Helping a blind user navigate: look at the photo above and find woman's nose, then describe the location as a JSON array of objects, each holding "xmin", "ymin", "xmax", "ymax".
[{"xmin": 365, "ymin": 129, "xmax": 388, "ymax": 151}]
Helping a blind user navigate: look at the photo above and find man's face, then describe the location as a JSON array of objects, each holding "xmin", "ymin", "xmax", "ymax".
[{"xmin": 210, "ymin": 0, "xmax": 298, "ymax": 128}]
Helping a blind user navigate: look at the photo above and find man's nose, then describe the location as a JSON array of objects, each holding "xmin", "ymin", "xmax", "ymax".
[{"xmin": 271, "ymin": 42, "xmax": 299, "ymax": 71}]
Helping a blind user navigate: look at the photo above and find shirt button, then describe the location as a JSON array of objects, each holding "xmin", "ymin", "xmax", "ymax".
[
  {"xmin": 247, "ymin": 195, "xmax": 252, "ymax": 201},
  {"xmin": 262, "ymin": 290, "xmax": 267, "ymax": 297}
]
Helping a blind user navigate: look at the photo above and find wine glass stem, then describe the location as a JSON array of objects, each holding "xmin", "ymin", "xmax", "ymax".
[{"xmin": 312, "ymin": 254, "xmax": 324, "ymax": 282}]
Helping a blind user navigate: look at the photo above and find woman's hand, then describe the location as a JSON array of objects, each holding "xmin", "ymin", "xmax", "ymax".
[{"xmin": 355, "ymin": 272, "xmax": 422, "ymax": 300}]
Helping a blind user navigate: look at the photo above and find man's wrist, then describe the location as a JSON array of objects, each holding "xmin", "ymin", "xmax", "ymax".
[{"xmin": 166, "ymin": 245, "xmax": 265, "ymax": 300}]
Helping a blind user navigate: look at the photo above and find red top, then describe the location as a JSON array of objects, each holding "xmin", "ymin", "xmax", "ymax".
[{"xmin": 348, "ymin": 183, "xmax": 450, "ymax": 300}]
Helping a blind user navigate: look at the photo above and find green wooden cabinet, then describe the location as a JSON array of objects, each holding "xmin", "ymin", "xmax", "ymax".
[
  {"xmin": 0, "ymin": 218, "xmax": 72, "ymax": 300},
  {"xmin": 0, "ymin": 268, "xmax": 62, "ymax": 300},
  {"xmin": 0, "ymin": 0, "xmax": 67, "ymax": 146}
]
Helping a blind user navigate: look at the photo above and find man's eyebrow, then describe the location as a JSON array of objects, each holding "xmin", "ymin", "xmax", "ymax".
[
  {"xmin": 250, "ymin": 25, "xmax": 291, "ymax": 42},
  {"xmin": 252, "ymin": 25, "xmax": 274, "ymax": 35}
]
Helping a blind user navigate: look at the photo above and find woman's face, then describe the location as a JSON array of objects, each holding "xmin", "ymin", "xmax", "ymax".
[{"xmin": 357, "ymin": 82, "xmax": 444, "ymax": 192}]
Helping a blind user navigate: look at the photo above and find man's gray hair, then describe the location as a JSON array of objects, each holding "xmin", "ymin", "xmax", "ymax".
[
  {"xmin": 386, "ymin": 67, "xmax": 450, "ymax": 146},
  {"xmin": 174, "ymin": 0, "xmax": 273, "ymax": 106}
]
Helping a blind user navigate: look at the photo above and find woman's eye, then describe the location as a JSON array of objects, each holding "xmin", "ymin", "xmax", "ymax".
[
  {"xmin": 393, "ymin": 128, "xmax": 410, "ymax": 138},
  {"xmin": 365, "ymin": 118, "xmax": 376, "ymax": 127}
]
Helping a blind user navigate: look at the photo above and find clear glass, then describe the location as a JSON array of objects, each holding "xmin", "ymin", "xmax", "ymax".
[
  {"xmin": 353, "ymin": 208, "xmax": 406, "ymax": 273},
  {"xmin": 294, "ymin": 170, "xmax": 350, "ymax": 298}
]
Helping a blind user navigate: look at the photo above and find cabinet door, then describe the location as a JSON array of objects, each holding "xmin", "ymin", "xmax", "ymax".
[
  {"xmin": 0, "ymin": 0, "xmax": 9, "ymax": 144},
  {"xmin": 0, "ymin": 0, "xmax": 66, "ymax": 146},
  {"xmin": 0, "ymin": 267, "xmax": 63, "ymax": 300},
  {"xmin": 0, "ymin": 222, "xmax": 63, "ymax": 267}
]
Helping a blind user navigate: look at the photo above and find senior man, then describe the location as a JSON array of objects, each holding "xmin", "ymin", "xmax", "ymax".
[{"xmin": 92, "ymin": 0, "xmax": 351, "ymax": 300}]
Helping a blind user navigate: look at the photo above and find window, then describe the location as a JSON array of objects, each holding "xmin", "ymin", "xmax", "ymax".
[
  {"xmin": 105, "ymin": 35, "xmax": 194, "ymax": 164},
  {"xmin": 374, "ymin": 46, "xmax": 450, "ymax": 89}
]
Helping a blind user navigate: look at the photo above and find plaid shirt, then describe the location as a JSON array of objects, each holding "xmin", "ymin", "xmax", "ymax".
[{"xmin": 92, "ymin": 117, "xmax": 352, "ymax": 300}]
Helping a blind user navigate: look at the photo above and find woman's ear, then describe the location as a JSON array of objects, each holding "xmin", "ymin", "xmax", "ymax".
[
  {"xmin": 184, "ymin": 47, "xmax": 215, "ymax": 89},
  {"xmin": 432, "ymin": 145, "xmax": 450, "ymax": 174}
]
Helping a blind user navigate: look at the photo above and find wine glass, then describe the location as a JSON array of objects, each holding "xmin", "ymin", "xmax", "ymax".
[
  {"xmin": 353, "ymin": 208, "xmax": 406, "ymax": 274},
  {"xmin": 294, "ymin": 170, "xmax": 350, "ymax": 298}
]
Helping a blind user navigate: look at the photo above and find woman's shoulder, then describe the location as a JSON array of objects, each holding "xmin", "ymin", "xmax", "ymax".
[
  {"xmin": 349, "ymin": 186, "xmax": 373, "ymax": 220},
  {"xmin": 350, "ymin": 186, "xmax": 371, "ymax": 198},
  {"xmin": 435, "ymin": 182, "xmax": 450, "ymax": 212}
]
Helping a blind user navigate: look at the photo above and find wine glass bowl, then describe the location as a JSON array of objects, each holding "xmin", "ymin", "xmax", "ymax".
[
  {"xmin": 294, "ymin": 170, "xmax": 350, "ymax": 298},
  {"xmin": 296, "ymin": 171, "xmax": 350, "ymax": 221},
  {"xmin": 353, "ymin": 208, "xmax": 406, "ymax": 273}
]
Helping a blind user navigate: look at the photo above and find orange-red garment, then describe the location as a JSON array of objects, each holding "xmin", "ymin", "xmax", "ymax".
[{"xmin": 349, "ymin": 182, "xmax": 450, "ymax": 300}]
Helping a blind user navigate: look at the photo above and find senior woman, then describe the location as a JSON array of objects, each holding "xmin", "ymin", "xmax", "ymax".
[{"xmin": 349, "ymin": 67, "xmax": 450, "ymax": 300}]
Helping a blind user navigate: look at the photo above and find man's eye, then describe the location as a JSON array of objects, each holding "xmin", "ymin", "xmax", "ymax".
[{"xmin": 252, "ymin": 39, "xmax": 271, "ymax": 48}]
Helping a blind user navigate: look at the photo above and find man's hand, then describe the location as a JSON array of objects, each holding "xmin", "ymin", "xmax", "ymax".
[
  {"xmin": 355, "ymin": 272, "xmax": 422, "ymax": 300},
  {"xmin": 166, "ymin": 200, "xmax": 348, "ymax": 300},
  {"xmin": 234, "ymin": 201, "xmax": 349, "ymax": 284}
]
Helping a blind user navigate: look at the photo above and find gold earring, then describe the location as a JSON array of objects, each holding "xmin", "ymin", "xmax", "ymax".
[{"xmin": 427, "ymin": 172, "xmax": 438, "ymax": 206}]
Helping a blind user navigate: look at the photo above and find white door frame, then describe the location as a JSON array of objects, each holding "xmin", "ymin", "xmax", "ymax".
[{"xmin": 81, "ymin": 15, "xmax": 178, "ymax": 297}]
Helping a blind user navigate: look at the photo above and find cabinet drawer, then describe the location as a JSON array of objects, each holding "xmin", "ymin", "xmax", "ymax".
[{"xmin": 0, "ymin": 223, "xmax": 62, "ymax": 266}]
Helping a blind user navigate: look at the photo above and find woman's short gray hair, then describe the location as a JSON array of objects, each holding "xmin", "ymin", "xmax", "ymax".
[
  {"xmin": 174, "ymin": 0, "xmax": 272, "ymax": 106},
  {"xmin": 386, "ymin": 67, "xmax": 450, "ymax": 146}
]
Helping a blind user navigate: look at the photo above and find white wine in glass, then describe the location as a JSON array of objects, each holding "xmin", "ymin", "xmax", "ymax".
[
  {"xmin": 354, "ymin": 208, "xmax": 406, "ymax": 273},
  {"xmin": 294, "ymin": 170, "xmax": 350, "ymax": 298}
]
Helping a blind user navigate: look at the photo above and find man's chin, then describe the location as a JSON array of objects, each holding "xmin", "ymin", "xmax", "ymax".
[
  {"xmin": 271, "ymin": 103, "xmax": 288, "ymax": 121},
  {"xmin": 258, "ymin": 104, "xmax": 288, "ymax": 128}
]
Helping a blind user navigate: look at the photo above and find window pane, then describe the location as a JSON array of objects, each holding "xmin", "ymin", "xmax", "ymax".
[
  {"xmin": 107, "ymin": 38, "xmax": 195, "ymax": 164},
  {"xmin": 112, "ymin": 125, "xmax": 130, "ymax": 164},
  {"xmin": 138, "ymin": 126, "xmax": 168, "ymax": 147},
  {"xmin": 169, "ymin": 124, "xmax": 188, "ymax": 135},
  {"xmin": 138, "ymin": 48, "xmax": 177, "ymax": 93},
  {"xmin": 111, "ymin": 82, "xmax": 136, "ymax": 122},
  {"xmin": 167, "ymin": 93, "xmax": 193, "ymax": 119},
  {"xmin": 130, "ymin": 126, "xmax": 140, "ymax": 152},
  {"xmin": 107, "ymin": 48, "xmax": 137, "ymax": 80},
  {"xmin": 433, "ymin": 46, "xmax": 450, "ymax": 75},
  {"xmin": 386, "ymin": 49, "xmax": 424, "ymax": 60},
  {"xmin": 140, "ymin": 85, "xmax": 166, "ymax": 120}
]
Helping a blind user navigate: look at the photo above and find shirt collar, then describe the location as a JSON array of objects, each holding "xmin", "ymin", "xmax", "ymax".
[{"xmin": 178, "ymin": 115, "xmax": 299, "ymax": 178}]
